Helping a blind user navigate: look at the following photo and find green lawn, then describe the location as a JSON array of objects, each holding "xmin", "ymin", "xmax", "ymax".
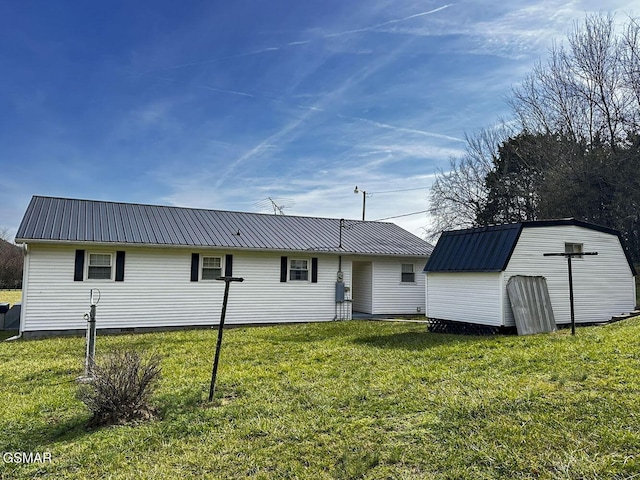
[{"xmin": 1, "ymin": 319, "xmax": 640, "ymax": 479}]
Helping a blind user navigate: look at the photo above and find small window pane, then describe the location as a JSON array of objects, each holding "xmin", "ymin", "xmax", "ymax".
[
  {"xmin": 90, "ymin": 254, "xmax": 112, "ymax": 266},
  {"xmin": 203, "ymin": 257, "xmax": 221, "ymax": 268},
  {"xmin": 88, "ymin": 253, "xmax": 112, "ymax": 279},
  {"xmin": 564, "ymin": 243, "xmax": 583, "ymax": 258},
  {"xmin": 401, "ymin": 263, "xmax": 415, "ymax": 283},
  {"xmin": 202, "ymin": 256, "xmax": 222, "ymax": 280},
  {"xmin": 290, "ymin": 259, "xmax": 309, "ymax": 281},
  {"xmin": 291, "ymin": 259, "xmax": 307, "ymax": 270},
  {"xmin": 88, "ymin": 267, "xmax": 112, "ymax": 279},
  {"xmin": 290, "ymin": 269, "xmax": 309, "ymax": 281}
]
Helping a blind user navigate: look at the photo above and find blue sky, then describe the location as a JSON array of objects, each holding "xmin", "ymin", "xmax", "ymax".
[{"xmin": 1, "ymin": 0, "xmax": 636, "ymax": 240}]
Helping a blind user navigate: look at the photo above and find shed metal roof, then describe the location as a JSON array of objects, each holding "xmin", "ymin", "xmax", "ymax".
[
  {"xmin": 424, "ymin": 223, "xmax": 523, "ymax": 272},
  {"xmin": 16, "ymin": 196, "xmax": 433, "ymax": 257},
  {"xmin": 424, "ymin": 219, "xmax": 636, "ymax": 274}
]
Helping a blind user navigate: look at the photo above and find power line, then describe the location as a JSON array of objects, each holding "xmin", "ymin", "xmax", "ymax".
[
  {"xmin": 373, "ymin": 210, "xmax": 429, "ymax": 221},
  {"xmin": 369, "ymin": 186, "xmax": 430, "ymax": 195}
]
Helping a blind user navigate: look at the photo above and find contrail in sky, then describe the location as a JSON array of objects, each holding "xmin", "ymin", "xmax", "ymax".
[
  {"xmin": 338, "ymin": 114, "xmax": 464, "ymax": 142},
  {"xmin": 200, "ymin": 85, "xmax": 462, "ymax": 142},
  {"xmin": 157, "ymin": 4, "xmax": 453, "ymax": 72},
  {"xmin": 324, "ymin": 4, "xmax": 453, "ymax": 38}
]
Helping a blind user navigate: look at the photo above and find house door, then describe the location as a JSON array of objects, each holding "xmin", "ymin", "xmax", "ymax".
[{"xmin": 352, "ymin": 261, "xmax": 373, "ymax": 314}]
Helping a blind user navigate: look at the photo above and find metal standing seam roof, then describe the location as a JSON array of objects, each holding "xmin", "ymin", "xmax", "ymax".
[
  {"xmin": 424, "ymin": 219, "xmax": 637, "ymax": 275},
  {"xmin": 15, "ymin": 196, "xmax": 434, "ymax": 257},
  {"xmin": 424, "ymin": 223, "xmax": 523, "ymax": 272}
]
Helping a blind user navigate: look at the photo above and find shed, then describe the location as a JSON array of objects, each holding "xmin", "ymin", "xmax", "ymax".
[
  {"xmin": 15, "ymin": 196, "xmax": 433, "ymax": 337},
  {"xmin": 424, "ymin": 219, "xmax": 636, "ymax": 328}
]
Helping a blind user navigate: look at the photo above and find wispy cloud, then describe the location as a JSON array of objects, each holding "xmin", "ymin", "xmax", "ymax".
[
  {"xmin": 199, "ymin": 84, "xmax": 462, "ymax": 144},
  {"xmin": 199, "ymin": 86, "xmax": 257, "ymax": 99},
  {"xmin": 213, "ymin": 112, "xmax": 314, "ymax": 189},
  {"xmin": 338, "ymin": 114, "xmax": 464, "ymax": 142},
  {"xmin": 323, "ymin": 4, "xmax": 454, "ymax": 38},
  {"xmin": 202, "ymin": 34, "xmax": 429, "ymax": 187},
  {"xmin": 153, "ymin": 3, "xmax": 453, "ymax": 72},
  {"xmin": 160, "ymin": 46, "xmax": 284, "ymax": 71},
  {"xmin": 380, "ymin": 0, "xmax": 638, "ymax": 59},
  {"xmin": 10, "ymin": 0, "xmax": 635, "ymax": 242}
]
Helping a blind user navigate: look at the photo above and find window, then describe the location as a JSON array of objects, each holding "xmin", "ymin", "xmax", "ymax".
[
  {"xmin": 565, "ymin": 242, "xmax": 583, "ymax": 259},
  {"xmin": 88, "ymin": 253, "xmax": 113, "ymax": 280},
  {"xmin": 202, "ymin": 256, "xmax": 222, "ymax": 280},
  {"xmin": 290, "ymin": 259, "xmax": 309, "ymax": 281},
  {"xmin": 401, "ymin": 263, "xmax": 415, "ymax": 283}
]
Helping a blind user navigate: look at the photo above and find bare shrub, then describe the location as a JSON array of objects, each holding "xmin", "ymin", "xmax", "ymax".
[{"xmin": 77, "ymin": 350, "xmax": 162, "ymax": 427}]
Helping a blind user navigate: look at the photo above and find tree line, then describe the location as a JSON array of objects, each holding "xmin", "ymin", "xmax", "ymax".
[
  {"xmin": 0, "ymin": 232, "xmax": 23, "ymax": 289},
  {"xmin": 428, "ymin": 14, "xmax": 640, "ymax": 262}
]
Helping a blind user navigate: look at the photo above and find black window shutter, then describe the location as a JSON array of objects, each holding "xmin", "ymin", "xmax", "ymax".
[
  {"xmin": 225, "ymin": 254, "xmax": 233, "ymax": 277},
  {"xmin": 280, "ymin": 256, "xmax": 288, "ymax": 282},
  {"xmin": 115, "ymin": 251, "xmax": 126, "ymax": 282},
  {"xmin": 74, "ymin": 249, "xmax": 85, "ymax": 282},
  {"xmin": 311, "ymin": 257, "xmax": 318, "ymax": 283},
  {"xmin": 191, "ymin": 253, "xmax": 200, "ymax": 282}
]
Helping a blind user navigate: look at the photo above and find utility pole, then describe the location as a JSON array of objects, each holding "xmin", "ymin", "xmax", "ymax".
[{"xmin": 354, "ymin": 186, "xmax": 367, "ymax": 221}]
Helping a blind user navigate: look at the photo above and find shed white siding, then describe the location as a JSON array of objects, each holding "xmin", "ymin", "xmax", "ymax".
[
  {"xmin": 503, "ymin": 226, "xmax": 635, "ymax": 325},
  {"xmin": 426, "ymin": 272, "xmax": 503, "ymax": 326},
  {"xmin": 21, "ymin": 244, "xmax": 353, "ymax": 332}
]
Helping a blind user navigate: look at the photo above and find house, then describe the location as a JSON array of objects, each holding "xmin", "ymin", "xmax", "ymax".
[
  {"xmin": 15, "ymin": 196, "xmax": 433, "ymax": 337},
  {"xmin": 424, "ymin": 219, "xmax": 636, "ymax": 329}
]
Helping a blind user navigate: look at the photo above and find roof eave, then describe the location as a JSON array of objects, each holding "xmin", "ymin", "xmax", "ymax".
[{"xmin": 17, "ymin": 238, "xmax": 431, "ymax": 257}]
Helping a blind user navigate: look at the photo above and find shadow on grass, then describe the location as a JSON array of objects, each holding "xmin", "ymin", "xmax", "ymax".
[
  {"xmin": 2, "ymin": 413, "xmax": 93, "ymax": 451},
  {"xmin": 351, "ymin": 331, "xmax": 484, "ymax": 351},
  {"xmin": 156, "ymin": 386, "xmax": 207, "ymax": 415},
  {"xmin": 267, "ymin": 323, "xmax": 357, "ymax": 344}
]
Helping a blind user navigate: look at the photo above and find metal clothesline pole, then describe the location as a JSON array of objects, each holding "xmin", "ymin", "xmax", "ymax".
[
  {"xmin": 543, "ymin": 251, "xmax": 598, "ymax": 335},
  {"xmin": 208, "ymin": 276, "xmax": 244, "ymax": 402}
]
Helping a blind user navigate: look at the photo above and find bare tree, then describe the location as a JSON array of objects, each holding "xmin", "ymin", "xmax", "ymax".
[
  {"xmin": 621, "ymin": 16, "xmax": 640, "ymax": 132},
  {"xmin": 427, "ymin": 13, "xmax": 640, "ymax": 260},
  {"xmin": 0, "ymin": 229, "xmax": 23, "ymax": 289},
  {"xmin": 426, "ymin": 124, "xmax": 513, "ymax": 239},
  {"xmin": 510, "ymin": 14, "xmax": 638, "ymax": 148}
]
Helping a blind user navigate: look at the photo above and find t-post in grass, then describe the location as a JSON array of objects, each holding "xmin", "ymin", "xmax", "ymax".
[{"xmin": 209, "ymin": 276, "xmax": 244, "ymax": 402}]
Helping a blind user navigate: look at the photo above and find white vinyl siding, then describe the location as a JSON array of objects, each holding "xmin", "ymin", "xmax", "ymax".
[
  {"xmin": 365, "ymin": 257, "xmax": 426, "ymax": 315},
  {"xmin": 504, "ymin": 226, "xmax": 635, "ymax": 326},
  {"xmin": 426, "ymin": 272, "xmax": 503, "ymax": 326},
  {"xmin": 20, "ymin": 245, "xmax": 431, "ymax": 334},
  {"xmin": 20, "ymin": 245, "xmax": 354, "ymax": 332},
  {"xmin": 352, "ymin": 261, "xmax": 373, "ymax": 313}
]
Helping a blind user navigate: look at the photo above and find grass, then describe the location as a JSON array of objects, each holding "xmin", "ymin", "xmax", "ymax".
[
  {"xmin": 1, "ymin": 319, "xmax": 640, "ymax": 479},
  {"xmin": 0, "ymin": 289, "xmax": 21, "ymax": 306}
]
